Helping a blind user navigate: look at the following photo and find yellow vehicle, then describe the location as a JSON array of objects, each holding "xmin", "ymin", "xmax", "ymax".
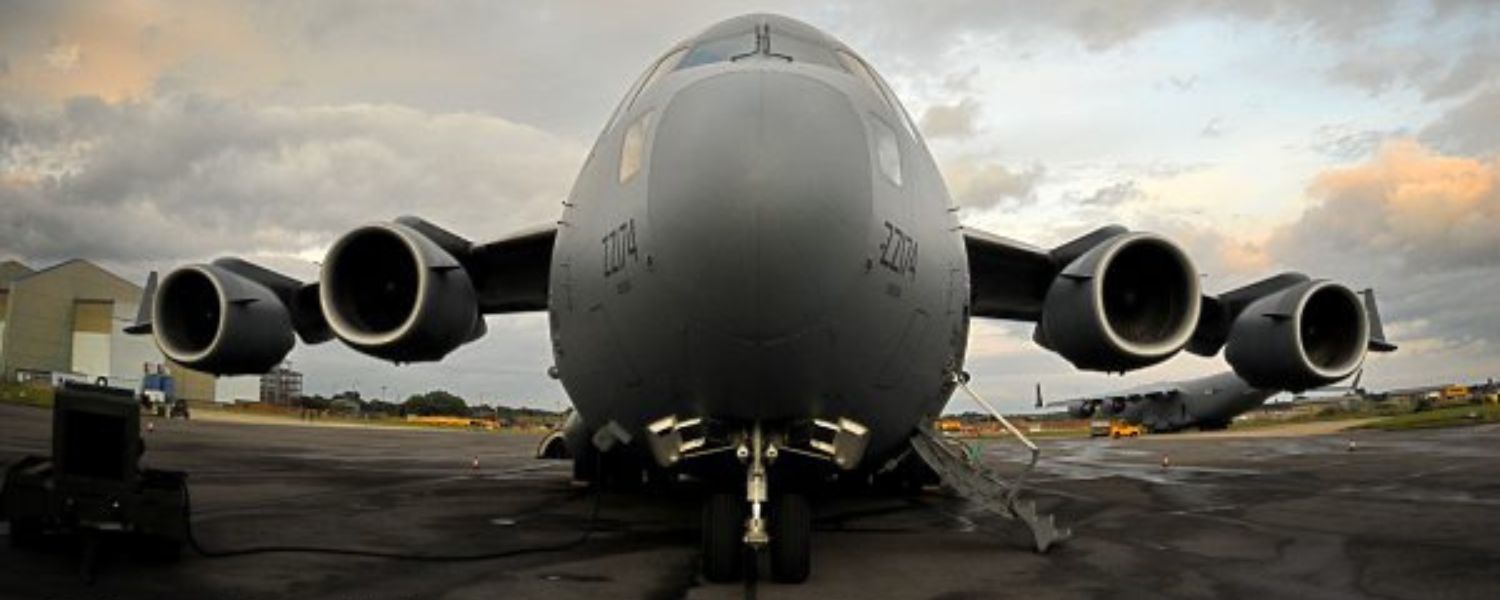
[{"xmin": 1109, "ymin": 421, "xmax": 1145, "ymax": 438}]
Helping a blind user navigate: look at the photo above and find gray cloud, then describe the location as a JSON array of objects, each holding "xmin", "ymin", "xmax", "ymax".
[
  {"xmin": 1422, "ymin": 46, "xmax": 1500, "ymax": 101},
  {"xmin": 1200, "ymin": 117, "xmax": 1225, "ymax": 138},
  {"xmin": 1321, "ymin": 31, "xmax": 1499, "ymax": 102},
  {"xmin": 1421, "ymin": 87, "xmax": 1500, "ymax": 155},
  {"xmin": 1325, "ymin": 50, "xmax": 1436, "ymax": 96},
  {"xmin": 851, "ymin": 0, "xmax": 1415, "ymax": 59},
  {"xmin": 0, "ymin": 112, "xmax": 16, "ymax": 149},
  {"xmin": 1, "ymin": 93, "xmax": 582, "ymax": 267},
  {"xmin": 1269, "ymin": 139, "xmax": 1500, "ymax": 274},
  {"xmin": 1157, "ymin": 75, "xmax": 1199, "ymax": 92},
  {"xmin": 1309, "ymin": 124, "xmax": 1402, "ymax": 160},
  {"xmin": 919, "ymin": 98, "xmax": 980, "ymax": 139},
  {"xmin": 1077, "ymin": 180, "xmax": 1146, "ymax": 206},
  {"xmin": 942, "ymin": 160, "xmax": 1045, "ymax": 209}
]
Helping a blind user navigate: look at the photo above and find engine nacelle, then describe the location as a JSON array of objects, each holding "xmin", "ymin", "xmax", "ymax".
[
  {"xmin": 1039, "ymin": 232, "xmax": 1201, "ymax": 371},
  {"xmin": 152, "ymin": 265, "xmax": 295, "ymax": 375},
  {"xmin": 1068, "ymin": 402, "xmax": 1097, "ymax": 419},
  {"xmin": 1226, "ymin": 280, "xmax": 1368, "ymax": 391},
  {"xmin": 320, "ymin": 221, "xmax": 483, "ymax": 363}
]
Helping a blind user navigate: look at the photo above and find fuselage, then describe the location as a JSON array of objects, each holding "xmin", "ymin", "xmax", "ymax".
[
  {"xmin": 1081, "ymin": 371, "xmax": 1278, "ymax": 432},
  {"xmin": 547, "ymin": 15, "xmax": 968, "ymax": 465}
]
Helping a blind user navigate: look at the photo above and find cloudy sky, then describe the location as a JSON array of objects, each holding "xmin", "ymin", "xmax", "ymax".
[{"xmin": 2, "ymin": 0, "xmax": 1497, "ymax": 412}]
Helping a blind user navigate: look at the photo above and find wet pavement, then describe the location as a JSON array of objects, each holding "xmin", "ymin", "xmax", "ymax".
[{"xmin": 2, "ymin": 403, "xmax": 1498, "ymax": 599}]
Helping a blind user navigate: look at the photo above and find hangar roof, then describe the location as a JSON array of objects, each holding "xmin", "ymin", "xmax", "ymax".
[{"xmin": 0, "ymin": 260, "xmax": 33, "ymax": 290}]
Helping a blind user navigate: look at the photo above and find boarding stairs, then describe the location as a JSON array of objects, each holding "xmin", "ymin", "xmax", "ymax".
[{"xmin": 908, "ymin": 379, "xmax": 1071, "ymax": 553}]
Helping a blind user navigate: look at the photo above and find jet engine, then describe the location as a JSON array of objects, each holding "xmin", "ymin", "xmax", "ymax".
[
  {"xmin": 1225, "ymin": 280, "xmax": 1368, "ymax": 391},
  {"xmin": 320, "ymin": 221, "xmax": 484, "ymax": 362},
  {"xmin": 1038, "ymin": 232, "xmax": 1201, "ymax": 371},
  {"xmin": 152, "ymin": 264, "xmax": 295, "ymax": 374},
  {"xmin": 1068, "ymin": 401, "xmax": 1097, "ymax": 419}
]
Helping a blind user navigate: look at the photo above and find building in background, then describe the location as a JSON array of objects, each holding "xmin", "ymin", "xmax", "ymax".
[
  {"xmin": 0, "ymin": 259, "xmax": 233, "ymax": 402},
  {"xmin": 260, "ymin": 362, "xmax": 304, "ymax": 406},
  {"xmin": 0, "ymin": 260, "xmax": 35, "ymax": 363}
]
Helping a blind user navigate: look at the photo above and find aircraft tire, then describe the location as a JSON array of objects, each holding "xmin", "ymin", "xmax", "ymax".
[
  {"xmin": 572, "ymin": 445, "xmax": 598, "ymax": 483},
  {"xmin": 701, "ymin": 493, "xmax": 744, "ymax": 582},
  {"xmin": 769, "ymin": 493, "xmax": 811, "ymax": 583}
]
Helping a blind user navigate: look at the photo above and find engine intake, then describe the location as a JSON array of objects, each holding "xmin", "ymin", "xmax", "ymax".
[
  {"xmin": 1225, "ymin": 280, "xmax": 1368, "ymax": 391},
  {"xmin": 320, "ymin": 222, "xmax": 483, "ymax": 362},
  {"xmin": 152, "ymin": 265, "xmax": 294, "ymax": 375},
  {"xmin": 1039, "ymin": 233, "xmax": 1201, "ymax": 371}
]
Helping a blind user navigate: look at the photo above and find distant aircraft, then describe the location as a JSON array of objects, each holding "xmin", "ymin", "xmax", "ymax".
[
  {"xmin": 131, "ymin": 14, "xmax": 1388, "ymax": 583},
  {"xmin": 1042, "ymin": 290, "xmax": 1396, "ymax": 432}
]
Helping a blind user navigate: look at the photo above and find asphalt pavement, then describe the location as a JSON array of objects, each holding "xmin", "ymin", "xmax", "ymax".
[{"xmin": 2, "ymin": 403, "xmax": 1497, "ymax": 599}]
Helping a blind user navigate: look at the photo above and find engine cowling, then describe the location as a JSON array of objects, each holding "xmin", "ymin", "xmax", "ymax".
[
  {"xmin": 152, "ymin": 265, "xmax": 295, "ymax": 374},
  {"xmin": 1068, "ymin": 401, "xmax": 1097, "ymax": 419},
  {"xmin": 320, "ymin": 221, "xmax": 482, "ymax": 362},
  {"xmin": 1225, "ymin": 280, "xmax": 1368, "ymax": 391},
  {"xmin": 1039, "ymin": 232, "xmax": 1201, "ymax": 371}
]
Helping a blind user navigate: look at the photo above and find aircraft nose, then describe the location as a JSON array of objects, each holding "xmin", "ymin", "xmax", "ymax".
[{"xmin": 648, "ymin": 69, "xmax": 874, "ymax": 341}]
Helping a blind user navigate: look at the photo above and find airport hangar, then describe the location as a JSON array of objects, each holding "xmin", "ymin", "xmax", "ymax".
[{"xmin": 0, "ymin": 259, "xmax": 256, "ymax": 403}]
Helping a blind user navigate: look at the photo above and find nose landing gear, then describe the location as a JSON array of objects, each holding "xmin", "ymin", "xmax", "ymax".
[{"xmin": 700, "ymin": 423, "xmax": 814, "ymax": 584}]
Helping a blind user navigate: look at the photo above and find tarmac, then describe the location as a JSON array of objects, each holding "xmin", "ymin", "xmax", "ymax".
[{"xmin": 2, "ymin": 403, "xmax": 1498, "ymax": 599}]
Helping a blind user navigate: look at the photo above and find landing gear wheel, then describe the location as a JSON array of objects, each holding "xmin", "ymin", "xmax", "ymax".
[
  {"xmin": 572, "ymin": 444, "xmax": 598, "ymax": 484},
  {"xmin": 701, "ymin": 493, "xmax": 745, "ymax": 583},
  {"xmin": 769, "ymin": 493, "xmax": 812, "ymax": 583}
]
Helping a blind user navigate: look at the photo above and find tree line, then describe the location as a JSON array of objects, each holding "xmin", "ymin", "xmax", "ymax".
[{"xmin": 297, "ymin": 389, "xmax": 564, "ymax": 423}]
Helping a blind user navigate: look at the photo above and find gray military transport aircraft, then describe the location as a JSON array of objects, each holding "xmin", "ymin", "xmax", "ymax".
[
  {"xmin": 131, "ymin": 14, "xmax": 1393, "ymax": 583},
  {"xmin": 1045, "ymin": 289, "xmax": 1396, "ymax": 432}
]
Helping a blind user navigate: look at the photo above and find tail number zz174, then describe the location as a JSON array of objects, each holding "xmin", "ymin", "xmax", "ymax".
[
  {"xmin": 879, "ymin": 221, "xmax": 917, "ymax": 278},
  {"xmin": 603, "ymin": 219, "xmax": 639, "ymax": 277}
]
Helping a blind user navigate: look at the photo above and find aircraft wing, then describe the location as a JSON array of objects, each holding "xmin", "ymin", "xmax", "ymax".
[
  {"xmin": 963, "ymin": 225, "xmax": 1397, "ymax": 378},
  {"xmin": 131, "ymin": 217, "xmax": 557, "ymax": 375},
  {"xmin": 1046, "ymin": 385, "xmax": 1183, "ymax": 408},
  {"xmin": 962, "ymin": 226, "xmax": 1056, "ymax": 321},
  {"xmin": 1043, "ymin": 385, "xmax": 1184, "ymax": 420},
  {"xmin": 460, "ymin": 222, "xmax": 557, "ymax": 313}
]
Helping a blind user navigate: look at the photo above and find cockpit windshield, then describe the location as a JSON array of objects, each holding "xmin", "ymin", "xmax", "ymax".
[
  {"xmin": 675, "ymin": 24, "xmax": 846, "ymax": 73},
  {"xmin": 765, "ymin": 30, "xmax": 843, "ymax": 71},
  {"xmin": 678, "ymin": 31, "xmax": 757, "ymax": 70}
]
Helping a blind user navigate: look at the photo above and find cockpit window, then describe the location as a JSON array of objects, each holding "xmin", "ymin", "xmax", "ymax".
[
  {"xmin": 640, "ymin": 48, "xmax": 686, "ymax": 94},
  {"xmin": 765, "ymin": 31, "xmax": 843, "ymax": 71},
  {"xmin": 675, "ymin": 25, "xmax": 847, "ymax": 74},
  {"xmin": 837, "ymin": 51, "xmax": 887, "ymax": 105},
  {"xmin": 677, "ymin": 32, "xmax": 757, "ymax": 70}
]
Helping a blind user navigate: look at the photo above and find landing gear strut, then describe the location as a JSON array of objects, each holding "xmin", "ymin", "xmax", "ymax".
[{"xmin": 698, "ymin": 423, "xmax": 814, "ymax": 583}]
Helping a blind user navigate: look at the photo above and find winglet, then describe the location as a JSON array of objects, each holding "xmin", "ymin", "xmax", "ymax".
[
  {"xmin": 125, "ymin": 271, "xmax": 157, "ymax": 335},
  {"xmin": 1362, "ymin": 288, "xmax": 1397, "ymax": 352},
  {"xmin": 1034, "ymin": 383, "xmax": 1043, "ymax": 409}
]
